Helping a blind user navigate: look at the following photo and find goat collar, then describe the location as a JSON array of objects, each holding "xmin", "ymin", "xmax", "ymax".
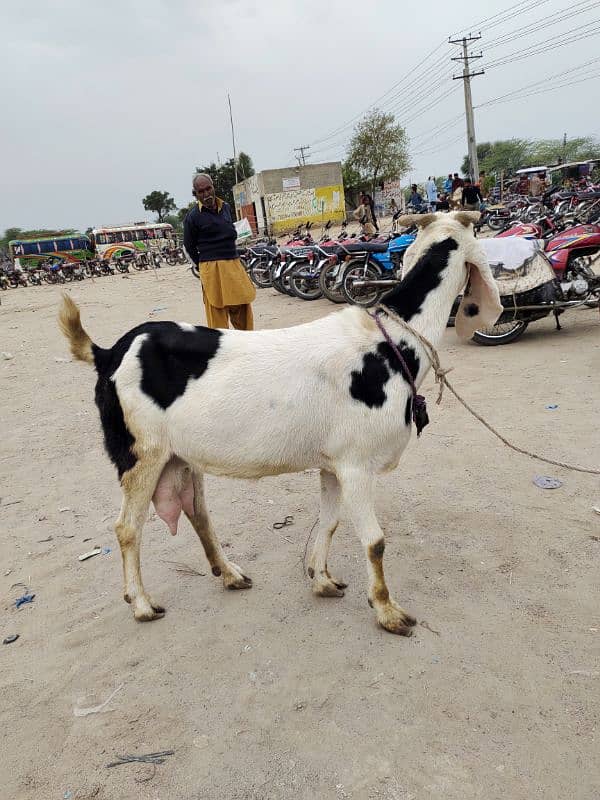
[{"xmin": 367, "ymin": 307, "xmax": 429, "ymax": 436}]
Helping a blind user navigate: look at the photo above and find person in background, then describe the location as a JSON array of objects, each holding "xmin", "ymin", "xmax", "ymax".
[
  {"xmin": 353, "ymin": 194, "xmax": 376, "ymax": 235},
  {"xmin": 363, "ymin": 192, "xmax": 379, "ymax": 231},
  {"xmin": 529, "ymin": 172, "xmax": 546, "ymax": 197},
  {"xmin": 451, "ymin": 172, "xmax": 464, "ymax": 193},
  {"xmin": 449, "ymin": 173, "xmax": 464, "ymax": 210},
  {"xmin": 184, "ymin": 173, "xmax": 256, "ymax": 330},
  {"xmin": 461, "ymin": 178, "xmax": 483, "ymax": 210},
  {"xmin": 425, "ymin": 176, "xmax": 438, "ymax": 211},
  {"xmin": 476, "ymin": 171, "xmax": 487, "ymax": 196},
  {"xmin": 408, "ymin": 184, "xmax": 424, "ymax": 210},
  {"xmin": 389, "ymin": 197, "xmax": 398, "ymax": 215},
  {"xmin": 444, "ymin": 173, "xmax": 453, "ymax": 194}
]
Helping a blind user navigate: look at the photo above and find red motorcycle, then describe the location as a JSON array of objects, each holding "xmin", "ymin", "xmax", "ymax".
[{"xmin": 468, "ymin": 221, "xmax": 600, "ymax": 344}]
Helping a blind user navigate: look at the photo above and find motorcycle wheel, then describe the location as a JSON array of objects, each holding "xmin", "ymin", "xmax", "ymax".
[
  {"xmin": 342, "ymin": 261, "xmax": 383, "ymax": 308},
  {"xmin": 270, "ymin": 263, "xmax": 289, "ymax": 296},
  {"xmin": 318, "ymin": 261, "xmax": 346, "ymax": 304},
  {"xmin": 166, "ymin": 256, "xmax": 177, "ymax": 266},
  {"xmin": 249, "ymin": 260, "xmax": 273, "ymax": 288},
  {"xmin": 132, "ymin": 260, "xmax": 145, "ymax": 271},
  {"xmin": 486, "ymin": 216, "xmax": 507, "ymax": 231},
  {"xmin": 472, "ymin": 319, "xmax": 528, "ymax": 346},
  {"xmin": 289, "ymin": 263, "xmax": 323, "ymax": 300}
]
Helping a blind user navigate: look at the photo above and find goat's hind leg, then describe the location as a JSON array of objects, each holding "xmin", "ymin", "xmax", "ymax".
[
  {"xmin": 184, "ymin": 470, "xmax": 252, "ymax": 590},
  {"xmin": 308, "ymin": 470, "xmax": 347, "ymax": 597},
  {"xmin": 116, "ymin": 454, "xmax": 170, "ymax": 621}
]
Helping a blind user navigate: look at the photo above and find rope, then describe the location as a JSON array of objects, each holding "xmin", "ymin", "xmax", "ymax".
[{"xmin": 374, "ymin": 304, "xmax": 600, "ymax": 476}]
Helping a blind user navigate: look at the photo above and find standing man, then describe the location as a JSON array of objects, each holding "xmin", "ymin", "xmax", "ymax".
[
  {"xmin": 184, "ymin": 173, "xmax": 256, "ymax": 330},
  {"xmin": 461, "ymin": 178, "xmax": 483, "ymax": 210},
  {"xmin": 425, "ymin": 176, "xmax": 438, "ymax": 211},
  {"xmin": 444, "ymin": 173, "xmax": 453, "ymax": 194}
]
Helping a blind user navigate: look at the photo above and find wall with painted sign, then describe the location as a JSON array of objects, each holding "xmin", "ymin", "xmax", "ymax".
[
  {"xmin": 265, "ymin": 184, "xmax": 345, "ymax": 233},
  {"xmin": 233, "ymin": 162, "xmax": 344, "ymax": 235}
]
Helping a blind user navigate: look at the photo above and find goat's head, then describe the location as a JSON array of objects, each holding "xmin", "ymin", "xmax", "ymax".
[{"xmin": 397, "ymin": 211, "xmax": 502, "ymax": 340}]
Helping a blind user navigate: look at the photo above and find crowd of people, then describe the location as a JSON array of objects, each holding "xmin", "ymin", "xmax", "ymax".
[{"xmin": 405, "ymin": 171, "xmax": 488, "ymax": 214}]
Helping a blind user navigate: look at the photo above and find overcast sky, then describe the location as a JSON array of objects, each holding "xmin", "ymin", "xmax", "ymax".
[{"xmin": 1, "ymin": 0, "xmax": 598, "ymax": 231}]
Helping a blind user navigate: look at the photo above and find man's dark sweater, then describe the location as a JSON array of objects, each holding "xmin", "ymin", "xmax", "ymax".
[
  {"xmin": 183, "ymin": 200, "xmax": 238, "ymax": 265},
  {"xmin": 461, "ymin": 185, "xmax": 482, "ymax": 206}
]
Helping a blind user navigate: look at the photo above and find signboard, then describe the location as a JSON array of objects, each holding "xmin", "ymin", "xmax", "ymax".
[
  {"xmin": 234, "ymin": 218, "xmax": 253, "ymax": 241},
  {"xmin": 282, "ymin": 176, "xmax": 301, "ymax": 191}
]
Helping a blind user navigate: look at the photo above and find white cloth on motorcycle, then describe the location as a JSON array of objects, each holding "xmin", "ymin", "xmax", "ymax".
[
  {"xmin": 479, "ymin": 237, "xmax": 555, "ymax": 297},
  {"xmin": 479, "ymin": 237, "xmax": 542, "ymax": 270}
]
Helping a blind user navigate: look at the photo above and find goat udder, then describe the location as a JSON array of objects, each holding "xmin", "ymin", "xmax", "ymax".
[{"xmin": 152, "ymin": 463, "xmax": 194, "ymax": 535}]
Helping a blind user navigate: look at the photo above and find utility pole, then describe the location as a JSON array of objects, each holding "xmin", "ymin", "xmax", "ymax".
[
  {"xmin": 450, "ymin": 34, "xmax": 484, "ymax": 181},
  {"xmin": 227, "ymin": 93, "xmax": 240, "ymax": 220},
  {"xmin": 227, "ymin": 94, "xmax": 238, "ymax": 185},
  {"xmin": 294, "ymin": 145, "xmax": 311, "ymax": 166}
]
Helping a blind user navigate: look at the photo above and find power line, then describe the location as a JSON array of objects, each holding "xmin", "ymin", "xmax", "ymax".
[
  {"xmin": 476, "ymin": 54, "xmax": 600, "ymax": 108},
  {"xmin": 485, "ymin": 0, "xmax": 600, "ymax": 51},
  {"xmin": 484, "ymin": 20, "xmax": 600, "ymax": 69}
]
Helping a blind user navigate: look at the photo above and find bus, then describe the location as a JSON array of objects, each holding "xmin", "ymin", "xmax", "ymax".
[
  {"xmin": 91, "ymin": 222, "xmax": 175, "ymax": 259},
  {"xmin": 8, "ymin": 235, "xmax": 94, "ymax": 270}
]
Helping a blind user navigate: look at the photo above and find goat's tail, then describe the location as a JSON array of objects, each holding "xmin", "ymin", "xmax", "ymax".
[{"xmin": 58, "ymin": 293, "xmax": 95, "ymax": 365}]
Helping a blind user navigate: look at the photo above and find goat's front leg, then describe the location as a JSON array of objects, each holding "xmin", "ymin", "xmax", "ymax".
[
  {"xmin": 308, "ymin": 470, "xmax": 347, "ymax": 597},
  {"xmin": 184, "ymin": 471, "xmax": 252, "ymax": 590},
  {"xmin": 338, "ymin": 467, "xmax": 416, "ymax": 635},
  {"xmin": 116, "ymin": 454, "xmax": 170, "ymax": 621}
]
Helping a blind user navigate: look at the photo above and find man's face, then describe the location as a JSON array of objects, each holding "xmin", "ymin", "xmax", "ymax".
[{"xmin": 193, "ymin": 177, "xmax": 216, "ymax": 209}]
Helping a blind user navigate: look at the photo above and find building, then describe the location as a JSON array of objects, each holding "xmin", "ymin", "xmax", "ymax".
[{"xmin": 232, "ymin": 162, "xmax": 345, "ymax": 236}]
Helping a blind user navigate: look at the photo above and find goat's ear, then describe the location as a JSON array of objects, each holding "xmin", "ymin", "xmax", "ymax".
[
  {"xmin": 454, "ymin": 211, "xmax": 481, "ymax": 227},
  {"xmin": 397, "ymin": 213, "xmax": 437, "ymax": 229},
  {"xmin": 455, "ymin": 247, "xmax": 503, "ymax": 340}
]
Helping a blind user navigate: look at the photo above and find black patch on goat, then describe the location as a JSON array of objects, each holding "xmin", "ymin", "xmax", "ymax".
[
  {"xmin": 384, "ymin": 238, "xmax": 459, "ymax": 321},
  {"xmin": 94, "ymin": 371, "xmax": 137, "ymax": 478},
  {"xmin": 464, "ymin": 302, "xmax": 479, "ymax": 317},
  {"xmin": 90, "ymin": 322, "xmax": 221, "ymax": 476},
  {"xmin": 350, "ymin": 340, "xmax": 420, "ymax": 410},
  {"xmin": 137, "ymin": 323, "xmax": 222, "ymax": 410}
]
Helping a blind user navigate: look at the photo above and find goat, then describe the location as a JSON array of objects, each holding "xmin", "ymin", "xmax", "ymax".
[{"xmin": 58, "ymin": 211, "xmax": 501, "ymax": 634}]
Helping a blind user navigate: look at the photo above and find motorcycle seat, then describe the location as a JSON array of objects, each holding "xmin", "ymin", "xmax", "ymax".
[{"xmin": 337, "ymin": 241, "xmax": 389, "ymax": 255}]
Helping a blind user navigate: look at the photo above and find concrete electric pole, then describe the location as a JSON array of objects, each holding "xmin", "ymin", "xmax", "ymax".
[
  {"xmin": 450, "ymin": 34, "xmax": 484, "ymax": 181},
  {"xmin": 294, "ymin": 145, "xmax": 311, "ymax": 166}
]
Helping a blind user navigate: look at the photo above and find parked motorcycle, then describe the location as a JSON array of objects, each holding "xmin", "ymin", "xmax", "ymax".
[{"xmin": 464, "ymin": 225, "xmax": 600, "ymax": 344}]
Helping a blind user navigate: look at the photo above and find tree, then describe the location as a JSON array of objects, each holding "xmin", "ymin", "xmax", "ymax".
[
  {"xmin": 195, "ymin": 151, "xmax": 255, "ymax": 210},
  {"xmin": 530, "ymin": 136, "xmax": 600, "ymax": 165},
  {"xmin": 461, "ymin": 136, "xmax": 600, "ymax": 178},
  {"xmin": 346, "ymin": 110, "xmax": 410, "ymax": 193},
  {"xmin": 341, "ymin": 161, "xmax": 362, "ymax": 207},
  {"xmin": 142, "ymin": 190, "xmax": 176, "ymax": 222},
  {"xmin": 461, "ymin": 139, "xmax": 532, "ymax": 178}
]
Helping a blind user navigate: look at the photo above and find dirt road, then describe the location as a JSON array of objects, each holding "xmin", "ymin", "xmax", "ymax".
[{"xmin": 1, "ymin": 266, "xmax": 599, "ymax": 800}]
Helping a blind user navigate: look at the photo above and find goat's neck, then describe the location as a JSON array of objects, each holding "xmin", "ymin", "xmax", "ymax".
[{"xmin": 381, "ymin": 240, "xmax": 466, "ymax": 351}]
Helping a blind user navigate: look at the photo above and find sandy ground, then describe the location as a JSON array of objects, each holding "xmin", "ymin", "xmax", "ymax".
[{"xmin": 1, "ymin": 257, "xmax": 599, "ymax": 800}]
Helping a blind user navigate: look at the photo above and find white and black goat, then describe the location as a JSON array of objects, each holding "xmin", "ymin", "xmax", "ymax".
[{"xmin": 59, "ymin": 211, "xmax": 501, "ymax": 634}]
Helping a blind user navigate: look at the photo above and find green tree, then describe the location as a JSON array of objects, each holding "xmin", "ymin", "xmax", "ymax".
[
  {"xmin": 195, "ymin": 151, "xmax": 255, "ymax": 210},
  {"xmin": 346, "ymin": 109, "xmax": 410, "ymax": 193},
  {"xmin": 530, "ymin": 136, "xmax": 600, "ymax": 165},
  {"xmin": 461, "ymin": 139, "xmax": 532, "ymax": 177},
  {"xmin": 341, "ymin": 161, "xmax": 362, "ymax": 208},
  {"xmin": 142, "ymin": 190, "xmax": 176, "ymax": 222}
]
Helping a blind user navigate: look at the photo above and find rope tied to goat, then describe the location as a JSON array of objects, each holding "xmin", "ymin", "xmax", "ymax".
[{"xmin": 371, "ymin": 304, "xmax": 600, "ymax": 476}]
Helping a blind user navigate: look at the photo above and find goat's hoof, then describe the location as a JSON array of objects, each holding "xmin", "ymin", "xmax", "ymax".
[
  {"xmin": 223, "ymin": 561, "xmax": 253, "ymax": 590},
  {"xmin": 376, "ymin": 601, "xmax": 416, "ymax": 636},
  {"xmin": 134, "ymin": 604, "xmax": 166, "ymax": 622},
  {"xmin": 313, "ymin": 577, "xmax": 345, "ymax": 598}
]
